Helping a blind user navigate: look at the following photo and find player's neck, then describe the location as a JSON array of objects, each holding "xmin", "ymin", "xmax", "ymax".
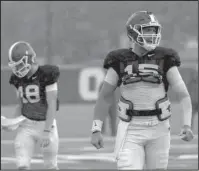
[
  {"xmin": 27, "ymin": 64, "xmax": 39, "ymax": 79},
  {"xmin": 130, "ymin": 42, "xmax": 148, "ymax": 57}
]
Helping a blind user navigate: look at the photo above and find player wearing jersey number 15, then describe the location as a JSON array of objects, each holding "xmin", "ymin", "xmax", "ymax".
[
  {"xmin": 91, "ymin": 11, "xmax": 194, "ymax": 170},
  {"xmin": 4, "ymin": 41, "xmax": 60, "ymax": 170}
]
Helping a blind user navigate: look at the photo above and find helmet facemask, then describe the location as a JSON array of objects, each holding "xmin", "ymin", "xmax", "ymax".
[
  {"xmin": 133, "ymin": 24, "xmax": 161, "ymax": 51},
  {"xmin": 8, "ymin": 55, "xmax": 32, "ymax": 78}
]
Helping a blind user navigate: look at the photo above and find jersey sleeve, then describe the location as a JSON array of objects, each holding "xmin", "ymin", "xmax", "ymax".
[
  {"xmin": 103, "ymin": 51, "xmax": 120, "ymax": 76},
  {"xmin": 164, "ymin": 48, "xmax": 181, "ymax": 73},
  {"xmin": 43, "ymin": 65, "xmax": 60, "ymax": 86}
]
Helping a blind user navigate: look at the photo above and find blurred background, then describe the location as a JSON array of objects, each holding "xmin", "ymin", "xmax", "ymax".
[
  {"xmin": 1, "ymin": 1, "xmax": 198, "ymax": 169},
  {"xmin": 1, "ymin": 1, "xmax": 198, "ymax": 65}
]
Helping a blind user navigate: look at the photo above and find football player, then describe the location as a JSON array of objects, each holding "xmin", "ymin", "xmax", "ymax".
[
  {"xmin": 91, "ymin": 11, "xmax": 194, "ymax": 170},
  {"xmin": 3, "ymin": 41, "xmax": 60, "ymax": 170}
]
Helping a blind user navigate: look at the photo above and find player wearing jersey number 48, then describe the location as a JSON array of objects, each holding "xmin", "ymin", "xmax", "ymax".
[
  {"xmin": 91, "ymin": 11, "xmax": 194, "ymax": 170},
  {"xmin": 5, "ymin": 41, "xmax": 60, "ymax": 170}
]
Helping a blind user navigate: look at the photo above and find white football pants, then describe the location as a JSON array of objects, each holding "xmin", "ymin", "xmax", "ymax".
[
  {"xmin": 14, "ymin": 118, "xmax": 59, "ymax": 170},
  {"xmin": 116, "ymin": 118, "xmax": 171, "ymax": 170}
]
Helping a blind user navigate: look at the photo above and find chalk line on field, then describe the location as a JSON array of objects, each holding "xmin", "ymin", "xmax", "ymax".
[
  {"xmin": 1, "ymin": 154, "xmax": 116, "ymax": 164},
  {"xmin": 1, "ymin": 153, "xmax": 198, "ymax": 166},
  {"xmin": 1, "ymin": 156, "xmax": 80, "ymax": 164},
  {"xmin": 1, "ymin": 135, "xmax": 198, "ymax": 145},
  {"xmin": 177, "ymin": 155, "xmax": 198, "ymax": 160}
]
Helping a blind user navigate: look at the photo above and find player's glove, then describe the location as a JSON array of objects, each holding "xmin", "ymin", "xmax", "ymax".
[
  {"xmin": 90, "ymin": 120, "xmax": 104, "ymax": 149},
  {"xmin": 179, "ymin": 125, "xmax": 194, "ymax": 141}
]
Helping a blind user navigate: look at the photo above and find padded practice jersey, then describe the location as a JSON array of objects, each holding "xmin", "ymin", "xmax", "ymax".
[
  {"xmin": 104, "ymin": 47, "xmax": 181, "ymax": 111},
  {"xmin": 9, "ymin": 65, "xmax": 60, "ymax": 121}
]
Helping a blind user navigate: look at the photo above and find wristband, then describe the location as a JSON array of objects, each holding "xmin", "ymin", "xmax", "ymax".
[{"xmin": 91, "ymin": 120, "xmax": 103, "ymax": 133}]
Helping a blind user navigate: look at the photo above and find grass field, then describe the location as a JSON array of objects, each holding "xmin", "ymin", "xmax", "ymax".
[{"xmin": 1, "ymin": 103, "xmax": 198, "ymax": 169}]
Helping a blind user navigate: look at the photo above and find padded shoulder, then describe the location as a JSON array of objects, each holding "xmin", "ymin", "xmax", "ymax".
[
  {"xmin": 103, "ymin": 48, "xmax": 135, "ymax": 75},
  {"xmin": 155, "ymin": 46, "xmax": 181, "ymax": 72},
  {"xmin": 40, "ymin": 65, "xmax": 60, "ymax": 86}
]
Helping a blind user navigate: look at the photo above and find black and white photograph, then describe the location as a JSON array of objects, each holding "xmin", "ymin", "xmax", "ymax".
[{"xmin": 1, "ymin": 1, "xmax": 198, "ymax": 170}]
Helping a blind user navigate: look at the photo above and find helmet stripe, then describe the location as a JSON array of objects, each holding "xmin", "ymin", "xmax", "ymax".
[{"xmin": 149, "ymin": 14, "xmax": 157, "ymax": 23}]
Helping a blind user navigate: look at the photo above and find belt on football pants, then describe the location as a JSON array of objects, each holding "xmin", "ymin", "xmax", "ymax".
[
  {"xmin": 22, "ymin": 115, "xmax": 46, "ymax": 121},
  {"xmin": 126, "ymin": 108, "xmax": 162, "ymax": 117}
]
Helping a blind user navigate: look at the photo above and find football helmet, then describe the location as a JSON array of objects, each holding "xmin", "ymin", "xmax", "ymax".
[
  {"xmin": 8, "ymin": 41, "xmax": 36, "ymax": 78},
  {"xmin": 126, "ymin": 11, "xmax": 161, "ymax": 51}
]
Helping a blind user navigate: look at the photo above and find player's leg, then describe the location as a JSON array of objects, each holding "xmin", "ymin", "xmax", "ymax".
[
  {"xmin": 117, "ymin": 141, "xmax": 145, "ymax": 170},
  {"xmin": 41, "ymin": 121, "xmax": 59, "ymax": 169},
  {"xmin": 191, "ymin": 104, "xmax": 198, "ymax": 132},
  {"xmin": 145, "ymin": 126, "xmax": 171, "ymax": 169},
  {"xmin": 115, "ymin": 119, "xmax": 147, "ymax": 170},
  {"xmin": 116, "ymin": 124, "xmax": 145, "ymax": 170},
  {"xmin": 101, "ymin": 117, "xmax": 107, "ymax": 135},
  {"xmin": 14, "ymin": 127, "xmax": 36, "ymax": 170}
]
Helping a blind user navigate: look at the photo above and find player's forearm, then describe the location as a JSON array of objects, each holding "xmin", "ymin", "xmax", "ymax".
[
  {"xmin": 45, "ymin": 87, "xmax": 58, "ymax": 131},
  {"xmin": 92, "ymin": 92, "xmax": 114, "ymax": 132},
  {"xmin": 179, "ymin": 95, "xmax": 192, "ymax": 127},
  {"xmin": 167, "ymin": 67, "xmax": 193, "ymax": 127},
  {"xmin": 172, "ymin": 82, "xmax": 192, "ymax": 127},
  {"xmin": 94, "ymin": 94, "xmax": 113, "ymax": 121},
  {"xmin": 44, "ymin": 102, "xmax": 56, "ymax": 131}
]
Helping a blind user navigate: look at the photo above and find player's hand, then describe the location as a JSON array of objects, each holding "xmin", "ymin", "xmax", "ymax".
[
  {"xmin": 179, "ymin": 125, "xmax": 194, "ymax": 142},
  {"xmin": 91, "ymin": 131, "xmax": 104, "ymax": 149},
  {"xmin": 41, "ymin": 131, "xmax": 51, "ymax": 148}
]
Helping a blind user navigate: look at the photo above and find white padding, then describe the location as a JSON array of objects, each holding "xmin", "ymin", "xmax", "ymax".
[
  {"xmin": 46, "ymin": 82, "xmax": 58, "ymax": 92},
  {"xmin": 104, "ymin": 68, "xmax": 119, "ymax": 86},
  {"xmin": 166, "ymin": 66, "xmax": 183, "ymax": 87}
]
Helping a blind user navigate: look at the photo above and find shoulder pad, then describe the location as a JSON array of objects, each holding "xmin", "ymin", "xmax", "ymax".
[
  {"xmin": 156, "ymin": 46, "xmax": 179, "ymax": 58},
  {"xmin": 40, "ymin": 65, "xmax": 60, "ymax": 85},
  {"xmin": 103, "ymin": 48, "xmax": 135, "ymax": 71},
  {"xmin": 9, "ymin": 74, "xmax": 19, "ymax": 88},
  {"xmin": 156, "ymin": 47, "xmax": 181, "ymax": 72},
  {"xmin": 104, "ymin": 48, "xmax": 136, "ymax": 68}
]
